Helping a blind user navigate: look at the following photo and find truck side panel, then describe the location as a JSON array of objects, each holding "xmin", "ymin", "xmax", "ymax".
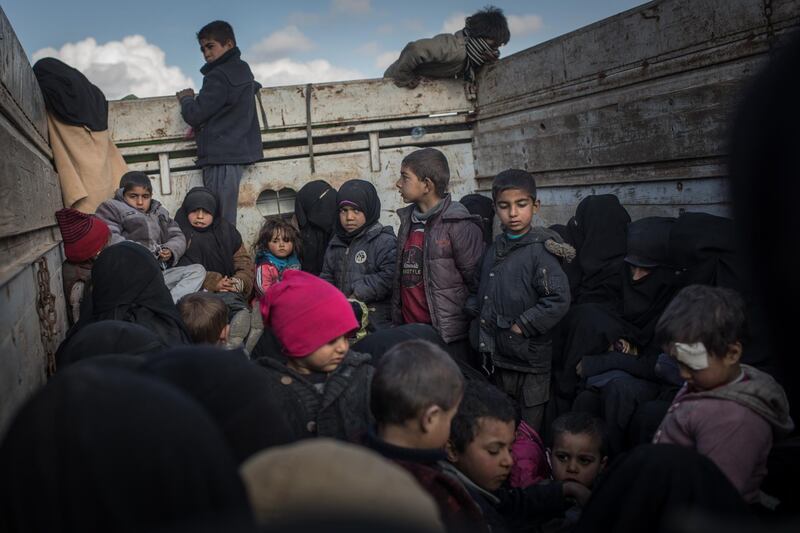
[
  {"xmin": 473, "ymin": 0, "xmax": 800, "ymax": 223},
  {"xmin": 0, "ymin": 7, "xmax": 67, "ymax": 436}
]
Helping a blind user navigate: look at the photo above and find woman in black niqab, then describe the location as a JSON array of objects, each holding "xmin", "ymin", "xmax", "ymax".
[
  {"xmin": 68, "ymin": 241, "xmax": 191, "ymax": 346},
  {"xmin": 567, "ymin": 194, "xmax": 631, "ymax": 308},
  {"xmin": 0, "ymin": 364, "xmax": 257, "ymax": 533},
  {"xmin": 142, "ymin": 347, "xmax": 297, "ymax": 464},
  {"xmin": 460, "ymin": 193, "xmax": 495, "ymax": 245},
  {"xmin": 56, "ymin": 319, "xmax": 166, "ymax": 369},
  {"xmin": 294, "ymin": 180, "xmax": 337, "ymax": 275},
  {"xmin": 575, "ymin": 445, "xmax": 749, "ymax": 533}
]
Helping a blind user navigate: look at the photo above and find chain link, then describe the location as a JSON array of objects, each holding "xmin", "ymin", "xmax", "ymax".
[
  {"xmin": 763, "ymin": 0, "xmax": 777, "ymax": 53},
  {"xmin": 35, "ymin": 257, "xmax": 59, "ymax": 376}
]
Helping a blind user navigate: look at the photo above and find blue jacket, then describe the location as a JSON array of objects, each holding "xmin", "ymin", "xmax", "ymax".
[{"xmin": 180, "ymin": 47, "xmax": 262, "ymax": 166}]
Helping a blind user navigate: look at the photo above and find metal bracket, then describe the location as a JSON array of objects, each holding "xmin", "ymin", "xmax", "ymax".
[{"xmin": 305, "ymin": 83, "xmax": 316, "ymax": 174}]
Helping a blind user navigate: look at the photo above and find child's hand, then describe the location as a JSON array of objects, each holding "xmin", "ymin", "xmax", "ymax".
[
  {"xmin": 176, "ymin": 88, "xmax": 195, "ymax": 101},
  {"xmin": 562, "ymin": 481, "xmax": 591, "ymax": 507},
  {"xmin": 158, "ymin": 248, "xmax": 173, "ymax": 262},
  {"xmin": 216, "ymin": 277, "xmax": 237, "ymax": 292},
  {"xmin": 510, "ymin": 323, "xmax": 523, "ymax": 335}
]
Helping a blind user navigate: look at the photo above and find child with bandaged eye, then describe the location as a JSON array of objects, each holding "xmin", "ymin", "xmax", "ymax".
[{"xmin": 652, "ymin": 284, "xmax": 793, "ymax": 504}]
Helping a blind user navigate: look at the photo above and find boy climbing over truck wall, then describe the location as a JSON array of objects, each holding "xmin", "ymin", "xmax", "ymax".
[{"xmin": 176, "ymin": 20, "xmax": 263, "ymax": 227}]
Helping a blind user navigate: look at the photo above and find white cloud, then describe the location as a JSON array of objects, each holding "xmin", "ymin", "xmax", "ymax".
[
  {"xmin": 287, "ymin": 11, "xmax": 324, "ymax": 26},
  {"xmin": 332, "ymin": 0, "xmax": 372, "ymax": 14},
  {"xmin": 375, "ymin": 51, "xmax": 399, "ymax": 70},
  {"xmin": 249, "ymin": 26, "xmax": 315, "ymax": 62},
  {"xmin": 32, "ymin": 35, "xmax": 194, "ymax": 100},
  {"xmin": 356, "ymin": 41, "xmax": 382, "ymax": 56},
  {"xmin": 250, "ymin": 58, "xmax": 365, "ymax": 87},
  {"xmin": 508, "ymin": 14, "xmax": 544, "ymax": 36},
  {"xmin": 441, "ymin": 12, "xmax": 544, "ymax": 38},
  {"xmin": 441, "ymin": 11, "xmax": 468, "ymax": 34}
]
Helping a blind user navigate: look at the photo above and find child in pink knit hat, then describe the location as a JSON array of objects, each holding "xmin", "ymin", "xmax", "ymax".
[{"xmin": 256, "ymin": 270, "xmax": 374, "ymax": 440}]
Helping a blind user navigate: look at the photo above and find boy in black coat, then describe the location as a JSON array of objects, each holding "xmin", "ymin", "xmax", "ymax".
[
  {"xmin": 470, "ymin": 170, "xmax": 573, "ymax": 431},
  {"xmin": 177, "ymin": 21, "xmax": 262, "ymax": 226}
]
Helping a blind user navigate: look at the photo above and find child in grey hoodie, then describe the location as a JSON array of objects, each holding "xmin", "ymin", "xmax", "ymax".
[{"xmin": 95, "ymin": 171, "xmax": 205, "ymax": 303}]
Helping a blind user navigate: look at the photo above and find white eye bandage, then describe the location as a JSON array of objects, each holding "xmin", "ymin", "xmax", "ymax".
[{"xmin": 673, "ymin": 342, "xmax": 709, "ymax": 370}]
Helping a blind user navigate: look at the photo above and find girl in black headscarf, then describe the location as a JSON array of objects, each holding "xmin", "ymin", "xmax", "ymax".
[
  {"xmin": 142, "ymin": 347, "xmax": 297, "ymax": 464},
  {"xmin": 0, "ymin": 364, "xmax": 257, "ymax": 533},
  {"xmin": 294, "ymin": 180, "xmax": 337, "ymax": 275},
  {"xmin": 175, "ymin": 187, "xmax": 254, "ymax": 299},
  {"xmin": 320, "ymin": 179, "xmax": 397, "ymax": 329},
  {"xmin": 64, "ymin": 241, "xmax": 191, "ymax": 347}
]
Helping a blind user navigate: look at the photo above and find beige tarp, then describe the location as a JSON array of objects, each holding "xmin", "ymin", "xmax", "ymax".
[{"xmin": 48, "ymin": 113, "xmax": 128, "ymax": 214}]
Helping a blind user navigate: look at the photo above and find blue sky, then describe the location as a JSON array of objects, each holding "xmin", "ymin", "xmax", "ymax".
[{"xmin": 4, "ymin": 0, "xmax": 645, "ymax": 99}]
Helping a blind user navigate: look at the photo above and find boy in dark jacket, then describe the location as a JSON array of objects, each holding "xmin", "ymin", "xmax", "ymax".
[
  {"xmin": 384, "ymin": 6, "xmax": 510, "ymax": 91},
  {"xmin": 321, "ymin": 179, "xmax": 397, "ymax": 329},
  {"xmin": 363, "ymin": 339, "xmax": 486, "ymax": 533},
  {"xmin": 471, "ymin": 169, "xmax": 572, "ymax": 431},
  {"xmin": 392, "ymin": 148, "xmax": 484, "ymax": 346},
  {"xmin": 444, "ymin": 382, "xmax": 588, "ymax": 532},
  {"xmin": 256, "ymin": 270, "xmax": 373, "ymax": 441},
  {"xmin": 177, "ymin": 20, "xmax": 262, "ymax": 226}
]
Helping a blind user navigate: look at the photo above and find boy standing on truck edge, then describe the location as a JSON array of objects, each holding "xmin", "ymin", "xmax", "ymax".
[
  {"xmin": 391, "ymin": 148, "xmax": 484, "ymax": 349},
  {"xmin": 177, "ymin": 20, "xmax": 262, "ymax": 227}
]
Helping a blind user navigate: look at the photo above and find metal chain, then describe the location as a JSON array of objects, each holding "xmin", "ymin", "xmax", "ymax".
[
  {"xmin": 763, "ymin": 0, "xmax": 777, "ymax": 53},
  {"xmin": 35, "ymin": 257, "xmax": 59, "ymax": 376}
]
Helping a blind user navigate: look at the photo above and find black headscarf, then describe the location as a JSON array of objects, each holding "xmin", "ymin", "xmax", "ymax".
[
  {"xmin": 176, "ymin": 187, "xmax": 242, "ymax": 276},
  {"xmin": 73, "ymin": 241, "xmax": 191, "ymax": 346},
  {"xmin": 56, "ymin": 319, "xmax": 166, "ymax": 369},
  {"xmin": 295, "ymin": 180, "xmax": 337, "ymax": 275},
  {"xmin": 0, "ymin": 365, "xmax": 257, "ymax": 533},
  {"xmin": 142, "ymin": 347, "xmax": 297, "ymax": 464},
  {"xmin": 575, "ymin": 445, "xmax": 750, "ymax": 533},
  {"xmin": 460, "ymin": 194, "xmax": 495, "ymax": 245},
  {"xmin": 621, "ymin": 217, "xmax": 679, "ymax": 346},
  {"xmin": 32, "ymin": 57, "xmax": 108, "ymax": 131},
  {"xmin": 335, "ymin": 179, "xmax": 381, "ymax": 243},
  {"xmin": 568, "ymin": 195, "xmax": 631, "ymax": 307}
]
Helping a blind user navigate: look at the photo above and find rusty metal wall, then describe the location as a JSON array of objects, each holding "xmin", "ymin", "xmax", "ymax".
[{"xmin": 472, "ymin": 0, "xmax": 800, "ymax": 225}]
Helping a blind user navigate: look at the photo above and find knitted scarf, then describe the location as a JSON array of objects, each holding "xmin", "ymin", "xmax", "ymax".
[{"xmin": 463, "ymin": 29, "xmax": 498, "ymax": 82}]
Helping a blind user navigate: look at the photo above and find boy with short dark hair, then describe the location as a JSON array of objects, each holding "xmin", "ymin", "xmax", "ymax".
[
  {"xmin": 443, "ymin": 383, "xmax": 590, "ymax": 532},
  {"xmin": 471, "ymin": 169, "xmax": 572, "ymax": 431},
  {"xmin": 364, "ymin": 339, "xmax": 482, "ymax": 532},
  {"xmin": 177, "ymin": 292, "xmax": 230, "ymax": 345},
  {"xmin": 177, "ymin": 20, "xmax": 262, "ymax": 226},
  {"xmin": 95, "ymin": 171, "xmax": 206, "ymax": 303},
  {"xmin": 653, "ymin": 285, "xmax": 793, "ymax": 503},
  {"xmin": 541, "ymin": 412, "xmax": 608, "ymax": 532},
  {"xmin": 391, "ymin": 148, "xmax": 484, "ymax": 346},
  {"xmin": 384, "ymin": 6, "xmax": 510, "ymax": 90}
]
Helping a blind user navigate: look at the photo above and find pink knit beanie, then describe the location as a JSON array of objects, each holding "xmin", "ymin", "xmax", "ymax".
[{"xmin": 260, "ymin": 270, "xmax": 358, "ymax": 357}]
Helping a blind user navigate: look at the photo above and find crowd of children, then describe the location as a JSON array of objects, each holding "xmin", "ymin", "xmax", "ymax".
[{"xmin": 3, "ymin": 9, "xmax": 797, "ymax": 533}]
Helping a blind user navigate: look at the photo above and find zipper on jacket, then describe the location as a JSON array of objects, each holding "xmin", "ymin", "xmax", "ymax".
[{"xmin": 542, "ymin": 268, "xmax": 550, "ymax": 295}]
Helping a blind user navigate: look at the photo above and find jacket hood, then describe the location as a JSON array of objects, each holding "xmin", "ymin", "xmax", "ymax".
[
  {"xmin": 494, "ymin": 226, "xmax": 576, "ymax": 263},
  {"xmin": 697, "ymin": 365, "xmax": 794, "ymax": 434}
]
